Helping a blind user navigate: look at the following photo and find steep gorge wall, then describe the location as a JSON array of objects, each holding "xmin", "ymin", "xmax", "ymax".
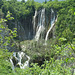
[
  {"xmin": 7, "ymin": 8, "xmax": 57, "ymax": 41},
  {"xmin": 7, "ymin": 15, "xmax": 34, "ymax": 41}
]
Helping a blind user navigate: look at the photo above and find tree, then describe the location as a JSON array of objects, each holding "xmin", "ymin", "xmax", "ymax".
[
  {"xmin": 9, "ymin": 0, "xmax": 17, "ymax": 3},
  {"xmin": 45, "ymin": 0, "xmax": 47, "ymax": 3},
  {"xmin": 49, "ymin": 0, "xmax": 52, "ymax": 1},
  {"xmin": 54, "ymin": 0, "xmax": 58, "ymax": 2},
  {"xmin": 21, "ymin": 0, "xmax": 25, "ymax": 3},
  {"xmin": 0, "ymin": 10, "xmax": 17, "ymax": 74},
  {"xmin": 0, "ymin": 0, "xmax": 3, "ymax": 8}
]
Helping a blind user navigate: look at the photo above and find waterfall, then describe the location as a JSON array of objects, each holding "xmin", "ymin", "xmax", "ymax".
[
  {"xmin": 35, "ymin": 25, "xmax": 45, "ymax": 41},
  {"xmin": 33, "ymin": 10, "xmax": 37, "ymax": 35},
  {"xmin": 51, "ymin": 9, "xmax": 55, "ymax": 26},
  {"xmin": 45, "ymin": 9, "xmax": 57, "ymax": 42},
  {"xmin": 10, "ymin": 58, "xmax": 15, "ymax": 71},
  {"xmin": 10, "ymin": 52, "xmax": 30, "ymax": 70},
  {"xmin": 34, "ymin": 8, "xmax": 45, "ymax": 41}
]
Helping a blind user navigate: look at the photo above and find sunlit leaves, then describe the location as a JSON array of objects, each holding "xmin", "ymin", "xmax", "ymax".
[
  {"xmin": 0, "ymin": 18, "xmax": 7, "ymax": 23},
  {"xmin": 6, "ymin": 11, "xmax": 14, "ymax": 20},
  {"xmin": 59, "ymin": 37, "xmax": 67, "ymax": 42}
]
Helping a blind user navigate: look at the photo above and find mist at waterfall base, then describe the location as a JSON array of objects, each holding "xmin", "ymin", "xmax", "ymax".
[{"xmin": 10, "ymin": 8, "xmax": 57, "ymax": 70}]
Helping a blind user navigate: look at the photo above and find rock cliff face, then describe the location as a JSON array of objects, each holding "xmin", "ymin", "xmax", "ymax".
[{"xmin": 7, "ymin": 16, "xmax": 33, "ymax": 41}]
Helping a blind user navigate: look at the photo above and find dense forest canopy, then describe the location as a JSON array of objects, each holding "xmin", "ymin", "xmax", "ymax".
[
  {"xmin": 17, "ymin": 0, "xmax": 65, "ymax": 3},
  {"xmin": 0, "ymin": 0, "xmax": 75, "ymax": 75}
]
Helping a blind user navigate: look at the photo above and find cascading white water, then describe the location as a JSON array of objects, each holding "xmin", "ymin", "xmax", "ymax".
[
  {"xmin": 10, "ymin": 58, "xmax": 15, "ymax": 71},
  {"xmin": 10, "ymin": 52, "xmax": 30, "ymax": 70},
  {"xmin": 34, "ymin": 8, "xmax": 45, "ymax": 41},
  {"xmin": 45, "ymin": 8, "xmax": 57, "ymax": 42},
  {"xmin": 33, "ymin": 10, "xmax": 37, "ymax": 35},
  {"xmin": 51, "ymin": 9, "xmax": 55, "ymax": 26},
  {"xmin": 35, "ymin": 25, "xmax": 45, "ymax": 41}
]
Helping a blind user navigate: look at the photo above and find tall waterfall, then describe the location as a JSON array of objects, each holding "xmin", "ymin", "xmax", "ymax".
[
  {"xmin": 45, "ymin": 9, "xmax": 57, "ymax": 42},
  {"xmin": 34, "ymin": 8, "xmax": 45, "ymax": 41},
  {"xmin": 10, "ymin": 52, "xmax": 30, "ymax": 70}
]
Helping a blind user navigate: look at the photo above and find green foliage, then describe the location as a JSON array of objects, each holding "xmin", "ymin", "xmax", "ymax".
[
  {"xmin": 21, "ymin": 0, "xmax": 25, "ymax": 3},
  {"xmin": 62, "ymin": 28, "xmax": 73, "ymax": 42},
  {"xmin": 6, "ymin": 11, "xmax": 14, "ymax": 20},
  {"xmin": 44, "ymin": 0, "xmax": 75, "ymax": 41},
  {"xmin": 55, "ymin": 1, "xmax": 75, "ymax": 40},
  {"xmin": 0, "ymin": 10, "xmax": 17, "ymax": 74},
  {"xmin": 54, "ymin": 0, "xmax": 58, "ymax": 2},
  {"xmin": 0, "ymin": 0, "xmax": 3, "ymax": 8},
  {"xmin": 19, "ymin": 38, "xmax": 75, "ymax": 74},
  {"xmin": 9, "ymin": 41, "xmax": 75, "ymax": 75},
  {"xmin": 1, "ymin": 0, "xmax": 43, "ymax": 20},
  {"xmin": 0, "ymin": 0, "xmax": 75, "ymax": 75}
]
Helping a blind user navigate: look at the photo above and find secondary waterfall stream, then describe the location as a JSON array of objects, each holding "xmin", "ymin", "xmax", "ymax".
[
  {"xmin": 10, "ymin": 52, "xmax": 30, "ymax": 70},
  {"xmin": 45, "ymin": 9, "xmax": 57, "ymax": 42}
]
